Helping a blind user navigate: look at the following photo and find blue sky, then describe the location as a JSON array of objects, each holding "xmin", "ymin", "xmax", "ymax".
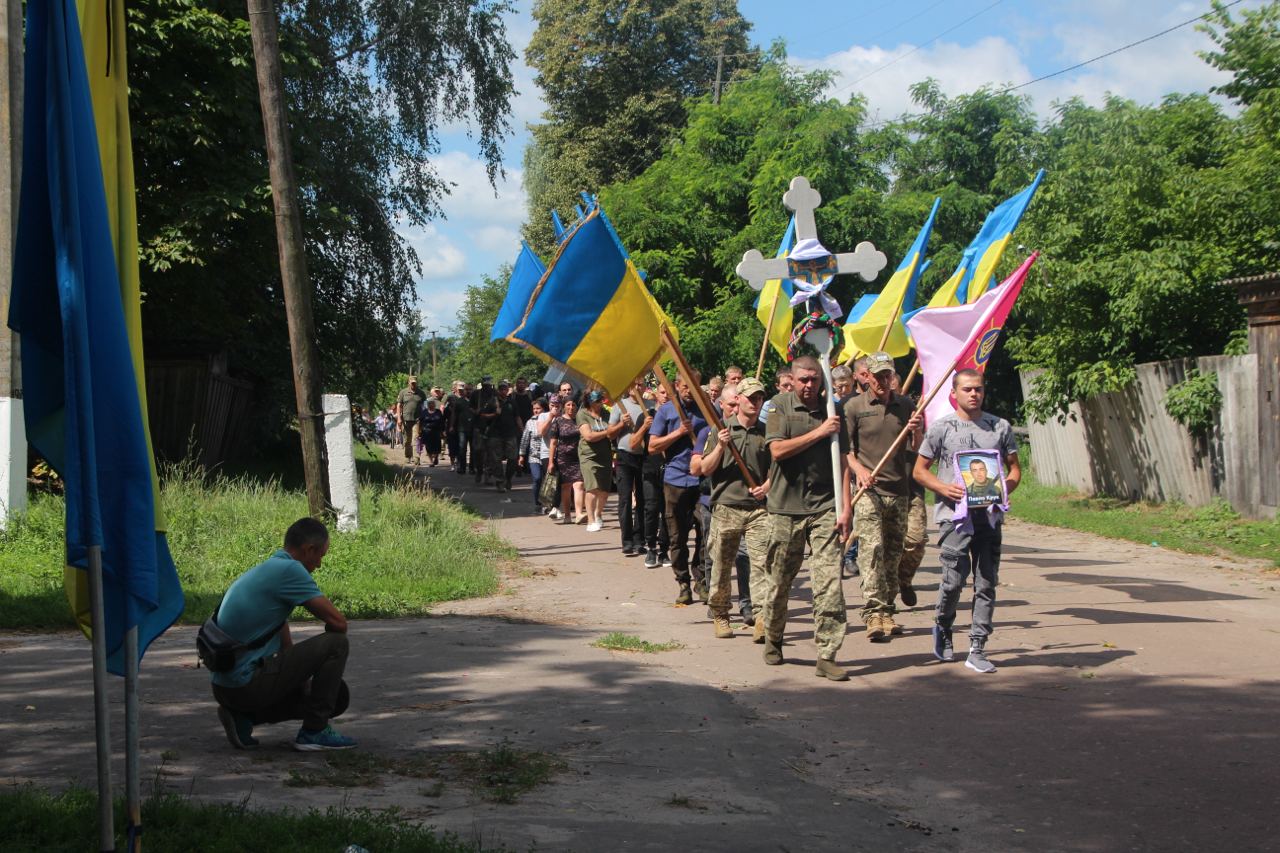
[{"xmin": 410, "ymin": 0, "xmax": 1264, "ymax": 334}]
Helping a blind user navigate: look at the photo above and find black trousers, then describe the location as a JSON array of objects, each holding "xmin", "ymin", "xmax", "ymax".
[
  {"xmin": 642, "ymin": 455, "xmax": 668, "ymax": 552},
  {"xmin": 615, "ymin": 450, "xmax": 646, "ymax": 549}
]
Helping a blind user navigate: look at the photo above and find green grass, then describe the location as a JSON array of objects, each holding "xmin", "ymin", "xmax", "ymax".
[
  {"xmin": 591, "ymin": 632, "xmax": 684, "ymax": 653},
  {"xmin": 0, "ymin": 785, "xmax": 490, "ymax": 852},
  {"xmin": 0, "ymin": 457, "xmax": 513, "ymax": 629},
  {"xmin": 1014, "ymin": 445, "xmax": 1280, "ymax": 567}
]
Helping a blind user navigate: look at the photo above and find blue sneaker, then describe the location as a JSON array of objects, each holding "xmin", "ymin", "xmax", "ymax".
[
  {"xmin": 932, "ymin": 625, "xmax": 954, "ymax": 662},
  {"xmin": 294, "ymin": 725, "xmax": 357, "ymax": 751},
  {"xmin": 217, "ymin": 706, "xmax": 258, "ymax": 749}
]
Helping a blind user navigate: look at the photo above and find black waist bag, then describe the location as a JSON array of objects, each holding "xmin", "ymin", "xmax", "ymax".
[{"xmin": 196, "ymin": 602, "xmax": 284, "ymax": 673}]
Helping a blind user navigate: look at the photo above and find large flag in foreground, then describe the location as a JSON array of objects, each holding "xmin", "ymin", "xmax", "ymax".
[
  {"xmin": 490, "ymin": 241, "xmax": 547, "ymax": 341},
  {"xmin": 924, "ymin": 170, "xmax": 1045, "ymax": 310},
  {"xmin": 8, "ymin": 0, "xmax": 183, "ymax": 675},
  {"xmin": 907, "ymin": 253, "xmax": 1038, "ymax": 426},
  {"xmin": 754, "ymin": 216, "xmax": 796, "ymax": 359},
  {"xmin": 841, "ymin": 198, "xmax": 939, "ymax": 360},
  {"xmin": 507, "ymin": 208, "xmax": 674, "ymax": 397}
]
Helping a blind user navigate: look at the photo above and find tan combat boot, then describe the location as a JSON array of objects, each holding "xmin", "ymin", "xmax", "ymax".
[
  {"xmin": 815, "ymin": 659, "xmax": 849, "ymax": 681},
  {"xmin": 712, "ymin": 614, "xmax": 734, "ymax": 639},
  {"xmin": 886, "ymin": 613, "xmax": 904, "ymax": 635},
  {"xmin": 752, "ymin": 616, "xmax": 767, "ymax": 644},
  {"xmin": 865, "ymin": 613, "xmax": 886, "ymax": 641}
]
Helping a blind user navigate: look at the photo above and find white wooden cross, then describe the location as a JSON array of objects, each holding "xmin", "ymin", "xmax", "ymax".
[
  {"xmin": 735, "ymin": 176, "xmax": 888, "ymax": 294},
  {"xmin": 735, "ymin": 176, "xmax": 889, "ymax": 522}
]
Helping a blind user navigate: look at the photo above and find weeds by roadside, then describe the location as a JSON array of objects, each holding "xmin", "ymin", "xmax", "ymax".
[
  {"xmin": 0, "ymin": 784, "xmax": 491, "ymax": 852},
  {"xmin": 592, "ymin": 633, "xmax": 684, "ymax": 653}
]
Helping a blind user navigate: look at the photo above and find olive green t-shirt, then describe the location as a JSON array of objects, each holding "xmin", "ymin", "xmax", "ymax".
[
  {"xmin": 700, "ymin": 421, "xmax": 771, "ymax": 508},
  {"xmin": 842, "ymin": 391, "xmax": 916, "ymax": 497},
  {"xmin": 763, "ymin": 391, "xmax": 848, "ymax": 516},
  {"xmin": 576, "ymin": 407, "xmax": 612, "ymax": 468},
  {"xmin": 397, "ymin": 387, "xmax": 427, "ymax": 421}
]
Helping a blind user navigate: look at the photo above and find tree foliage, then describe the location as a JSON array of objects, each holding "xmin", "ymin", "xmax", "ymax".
[
  {"xmin": 127, "ymin": 0, "xmax": 516, "ymax": 437},
  {"xmin": 522, "ymin": 0, "xmax": 752, "ymax": 251},
  {"xmin": 435, "ymin": 270, "xmax": 548, "ymax": 387}
]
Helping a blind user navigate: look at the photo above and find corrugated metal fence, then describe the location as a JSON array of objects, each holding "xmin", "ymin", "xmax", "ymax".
[{"xmin": 1020, "ymin": 354, "xmax": 1275, "ymax": 519}]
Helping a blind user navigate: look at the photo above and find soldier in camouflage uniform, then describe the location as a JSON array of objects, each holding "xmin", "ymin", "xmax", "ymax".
[
  {"xmin": 758, "ymin": 356, "xmax": 852, "ymax": 681},
  {"xmin": 841, "ymin": 353, "xmax": 922, "ymax": 640},
  {"xmin": 690, "ymin": 378, "xmax": 773, "ymax": 640}
]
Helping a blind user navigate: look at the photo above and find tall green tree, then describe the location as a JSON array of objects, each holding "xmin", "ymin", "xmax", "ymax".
[
  {"xmin": 600, "ymin": 57, "xmax": 899, "ymax": 375},
  {"xmin": 522, "ymin": 0, "xmax": 753, "ymax": 251},
  {"xmin": 436, "ymin": 270, "xmax": 548, "ymax": 386},
  {"xmin": 127, "ymin": 0, "xmax": 516, "ymax": 439}
]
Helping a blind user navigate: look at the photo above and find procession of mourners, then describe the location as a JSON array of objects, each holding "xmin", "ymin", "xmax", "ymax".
[{"xmin": 370, "ymin": 355, "xmax": 1018, "ymax": 690}]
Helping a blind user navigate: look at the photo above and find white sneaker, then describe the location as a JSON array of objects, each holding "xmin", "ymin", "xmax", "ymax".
[
  {"xmin": 586, "ymin": 520, "xmax": 602, "ymax": 532},
  {"xmin": 548, "ymin": 508, "xmax": 563, "ymax": 520}
]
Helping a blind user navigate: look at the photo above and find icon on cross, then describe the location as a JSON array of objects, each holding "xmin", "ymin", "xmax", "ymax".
[{"xmin": 735, "ymin": 176, "xmax": 887, "ymax": 295}]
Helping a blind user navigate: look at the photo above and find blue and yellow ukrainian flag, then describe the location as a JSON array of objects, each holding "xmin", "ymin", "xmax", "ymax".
[
  {"xmin": 8, "ymin": 0, "xmax": 183, "ymax": 675},
  {"xmin": 490, "ymin": 241, "xmax": 547, "ymax": 341},
  {"xmin": 507, "ymin": 208, "xmax": 674, "ymax": 397},
  {"xmin": 840, "ymin": 198, "xmax": 939, "ymax": 360},
  {"xmin": 754, "ymin": 216, "xmax": 796, "ymax": 359},
  {"xmin": 926, "ymin": 170, "xmax": 1045, "ymax": 309}
]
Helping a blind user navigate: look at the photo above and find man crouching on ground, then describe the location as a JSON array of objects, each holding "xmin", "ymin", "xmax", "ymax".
[{"xmin": 210, "ymin": 517, "xmax": 356, "ymax": 751}]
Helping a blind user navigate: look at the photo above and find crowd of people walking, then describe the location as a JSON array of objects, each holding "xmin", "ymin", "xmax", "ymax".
[{"xmin": 387, "ymin": 355, "xmax": 1020, "ymax": 680}]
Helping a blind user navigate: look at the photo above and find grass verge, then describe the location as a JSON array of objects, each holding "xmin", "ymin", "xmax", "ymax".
[
  {"xmin": 1013, "ymin": 445, "xmax": 1280, "ymax": 568},
  {"xmin": 592, "ymin": 632, "xmax": 684, "ymax": 653},
  {"xmin": 0, "ymin": 457, "xmax": 514, "ymax": 630},
  {"xmin": 0, "ymin": 785, "xmax": 489, "ymax": 852}
]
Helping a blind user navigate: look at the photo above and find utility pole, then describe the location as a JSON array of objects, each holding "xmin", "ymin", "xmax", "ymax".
[
  {"xmin": 430, "ymin": 330, "xmax": 438, "ymax": 378},
  {"xmin": 247, "ymin": 0, "xmax": 329, "ymax": 517},
  {"xmin": 713, "ymin": 51, "xmax": 724, "ymax": 105},
  {"xmin": 0, "ymin": 0, "xmax": 26, "ymax": 531}
]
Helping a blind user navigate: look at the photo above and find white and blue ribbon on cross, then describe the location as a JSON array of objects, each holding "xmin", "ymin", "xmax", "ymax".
[{"xmin": 785, "ymin": 238, "xmax": 843, "ymax": 320}]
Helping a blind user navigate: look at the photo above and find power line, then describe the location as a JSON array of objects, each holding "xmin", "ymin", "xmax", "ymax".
[
  {"xmin": 833, "ymin": 0, "xmax": 1006, "ymax": 94},
  {"xmin": 999, "ymin": 0, "xmax": 1249, "ymax": 93}
]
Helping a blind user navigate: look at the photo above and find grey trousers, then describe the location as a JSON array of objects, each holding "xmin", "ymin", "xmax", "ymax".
[
  {"xmin": 934, "ymin": 514, "xmax": 1001, "ymax": 643},
  {"xmin": 212, "ymin": 630, "xmax": 350, "ymax": 731}
]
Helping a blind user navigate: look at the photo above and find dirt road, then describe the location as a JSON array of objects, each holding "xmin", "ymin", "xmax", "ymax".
[{"xmin": 3, "ymin": 460, "xmax": 1278, "ymax": 851}]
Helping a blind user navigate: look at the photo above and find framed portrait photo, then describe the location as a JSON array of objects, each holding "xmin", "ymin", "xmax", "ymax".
[{"xmin": 956, "ymin": 450, "xmax": 1006, "ymax": 508}]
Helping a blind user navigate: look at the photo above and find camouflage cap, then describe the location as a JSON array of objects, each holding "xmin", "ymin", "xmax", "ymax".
[
  {"xmin": 865, "ymin": 351, "xmax": 895, "ymax": 375},
  {"xmin": 735, "ymin": 377, "xmax": 768, "ymax": 399}
]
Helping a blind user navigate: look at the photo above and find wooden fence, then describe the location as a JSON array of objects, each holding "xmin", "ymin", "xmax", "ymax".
[
  {"xmin": 145, "ymin": 357, "xmax": 254, "ymax": 468},
  {"xmin": 1020, "ymin": 354, "xmax": 1275, "ymax": 519}
]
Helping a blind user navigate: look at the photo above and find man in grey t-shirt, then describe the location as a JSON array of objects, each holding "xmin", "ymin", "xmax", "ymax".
[
  {"xmin": 610, "ymin": 379, "xmax": 653, "ymax": 556},
  {"xmin": 913, "ymin": 368, "xmax": 1021, "ymax": 673}
]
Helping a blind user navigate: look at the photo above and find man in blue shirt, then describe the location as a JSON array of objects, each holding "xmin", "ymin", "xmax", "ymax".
[
  {"xmin": 649, "ymin": 375, "xmax": 708, "ymax": 605},
  {"xmin": 210, "ymin": 518, "xmax": 355, "ymax": 751}
]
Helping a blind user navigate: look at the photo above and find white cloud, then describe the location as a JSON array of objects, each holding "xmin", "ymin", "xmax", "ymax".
[
  {"xmin": 398, "ymin": 222, "xmax": 468, "ymax": 280},
  {"xmin": 433, "ymin": 150, "xmax": 527, "ymax": 226},
  {"xmin": 472, "ymin": 224, "xmax": 523, "ymax": 256},
  {"xmin": 416, "ymin": 286, "xmax": 468, "ymax": 331}
]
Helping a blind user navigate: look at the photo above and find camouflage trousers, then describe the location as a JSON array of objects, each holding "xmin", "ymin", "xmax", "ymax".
[
  {"xmin": 898, "ymin": 492, "xmax": 928, "ymax": 587},
  {"xmin": 855, "ymin": 492, "xmax": 908, "ymax": 622},
  {"xmin": 761, "ymin": 509, "xmax": 846, "ymax": 661},
  {"xmin": 707, "ymin": 504, "xmax": 770, "ymax": 617}
]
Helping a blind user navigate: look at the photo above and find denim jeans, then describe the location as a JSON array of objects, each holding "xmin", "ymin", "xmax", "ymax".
[
  {"xmin": 528, "ymin": 458, "xmax": 545, "ymax": 508},
  {"xmin": 934, "ymin": 514, "xmax": 1002, "ymax": 642}
]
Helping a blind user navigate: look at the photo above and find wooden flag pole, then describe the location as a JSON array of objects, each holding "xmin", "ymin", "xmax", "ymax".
[
  {"xmin": 660, "ymin": 327, "xmax": 760, "ymax": 488},
  {"xmin": 902, "ymin": 358, "xmax": 921, "ymax": 391},
  {"xmin": 652, "ymin": 362, "xmax": 692, "ymax": 434},
  {"xmin": 755, "ymin": 297, "xmax": 780, "ymax": 380},
  {"xmin": 840, "ymin": 345, "xmax": 961, "ymax": 547}
]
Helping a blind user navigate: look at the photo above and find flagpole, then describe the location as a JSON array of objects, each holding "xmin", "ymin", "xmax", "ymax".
[
  {"xmin": 901, "ymin": 359, "xmax": 921, "ymax": 391},
  {"xmin": 754, "ymin": 297, "xmax": 779, "ymax": 380},
  {"xmin": 125, "ymin": 627, "xmax": 141, "ymax": 853},
  {"xmin": 660, "ymin": 327, "xmax": 759, "ymax": 488},
  {"xmin": 86, "ymin": 546, "xmax": 116, "ymax": 853}
]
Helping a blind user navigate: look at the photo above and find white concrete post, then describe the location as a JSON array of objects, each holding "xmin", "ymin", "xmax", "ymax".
[
  {"xmin": 0, "ymin": 0, "xmax": 26, "ymax": 532},
  {"xmin": 322, "ymin": 393, "xmax": 359, "ymax": 532}
]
